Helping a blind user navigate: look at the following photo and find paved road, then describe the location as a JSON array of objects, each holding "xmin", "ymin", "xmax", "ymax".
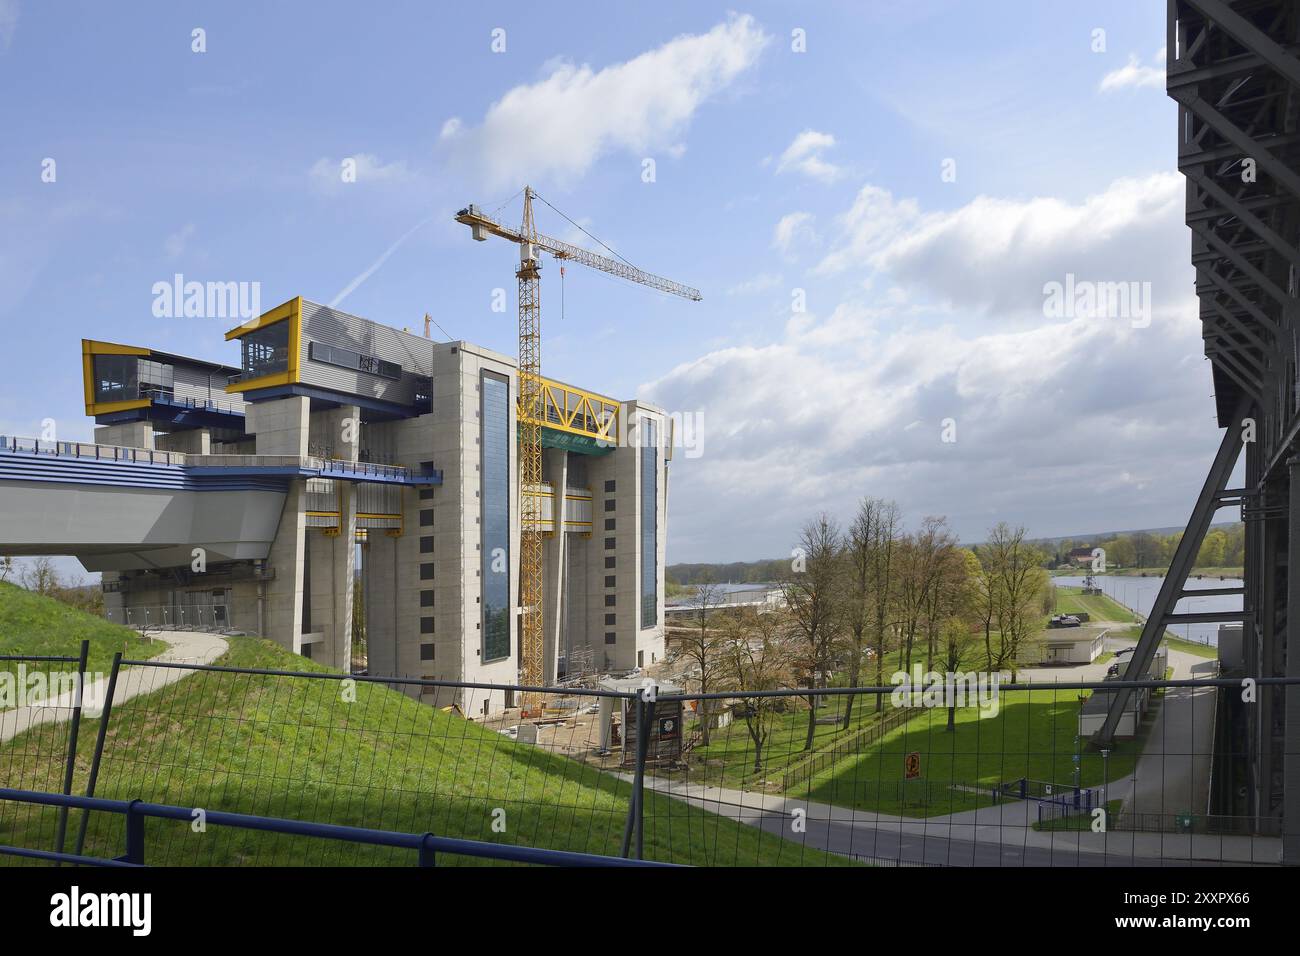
[
  {"xmin": 636, "ymin": 642, "xmax": 1277, "ymax": 866},
  {"xmin": 640, "ymin": 774, "xmax": 1279, "ymax": 866},
  {"xmin": 0, "ymin": 630, "xmax": 228, "ymax": 744}
]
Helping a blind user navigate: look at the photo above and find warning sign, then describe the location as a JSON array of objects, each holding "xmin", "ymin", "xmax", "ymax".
[{"xmin": 905, "ymin": 752, "xmax": 921, "ymax": 779}]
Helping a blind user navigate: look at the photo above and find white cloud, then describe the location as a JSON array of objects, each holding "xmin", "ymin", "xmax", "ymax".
[
  {"xmin": 0, "ymin": 0, "xmax": 18, "ymax": 52},
  {"xmin": 309, "ymin": 154, "xmax": 413, "ymax": 191},
  {"xmin": 164, "ymin": 223, "xmax": 196, "ymax": 260},
  {"xmin": 775, "ymin": 129, "xmax": 842, "ymax": 183},
  {"xmin": 816, "ymin": 173, "xmax": 1186, "ymax": 321},
  {"xmin": 648, "ymin": 173, "xmax": 1212, "ymax": 561},
  {"xmin": 1100, "ymin": 50, "xmax": 1165, "ymax": 92},
  {"xmin": 440, "ymin": 14, "xmax": 769, "ymax": 188},
  {"xmin": 772, "ymin": 211, "xmax": 816, "ymax": 256}
]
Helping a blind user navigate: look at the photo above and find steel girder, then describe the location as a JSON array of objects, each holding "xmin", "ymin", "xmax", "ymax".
[{"xmin": 1149, "ymin": 0, "xmax": 1300, "ymax": 853}]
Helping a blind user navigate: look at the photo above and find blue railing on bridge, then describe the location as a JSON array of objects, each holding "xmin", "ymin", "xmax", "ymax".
[
  {"xmin": 0, "ymin": 788, "xmax": 676, "ymax": 868},
  {"xmin": 0, "ymin": 437, "xmax": 441, "ymax": 486},
  {"xmin": 0, "ymin": 436, "xmax": 187, "ymax": 466}
]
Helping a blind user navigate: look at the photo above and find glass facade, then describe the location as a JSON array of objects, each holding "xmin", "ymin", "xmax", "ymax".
[
  {"xmin": 640, "ymin": 417, "xmax": 658, "ymax": 629},
  {"xmin": 481, "ymin": 371, "xmax": 511, "ymax": 662},
  {"xmin": 92, "ymin": 354, "xmax": 139, "ymax": 404},
  {"xmin": 240, "ymin": 322, "xmax": 291, "ymax": 380},
  {"xmin": 137, "ymin": 359, "xmax": 174, "ymax": 401}
]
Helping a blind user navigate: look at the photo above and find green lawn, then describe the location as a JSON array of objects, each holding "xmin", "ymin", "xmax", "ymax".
[
  {"xmin": 677, "ymin": 695, "xmax": 889, "ymax": 790},
  {"xmin": 0, "ymin": 602, "xmax": 847, "ymax": 865},
  {"xmin": 0, "ymin": 581, "xmax": 164, "ymax": 709},
  {"xmin": 795, "ymin": 689, "xmax": 1141, "ymax": 818},
  {"xmin": 1111, "ymin": 623, "xmax": 1218, "ymax": 661},
  {"xmin": 1164, "ymin": 635, "xmax": 1218, "ymax": 660},
  {"xmin": 1051, "ymin": 586, "xmax": 1135, "ymax": 623},
  {"xmin": 1108, "ymin": 566, "xmax": 1242, "ymax": 578}
]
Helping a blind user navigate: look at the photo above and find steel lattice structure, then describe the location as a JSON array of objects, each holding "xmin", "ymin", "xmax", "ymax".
[{"xmin": 1097, "ymin": 0, "xmax": 1300, "ymax": 862}]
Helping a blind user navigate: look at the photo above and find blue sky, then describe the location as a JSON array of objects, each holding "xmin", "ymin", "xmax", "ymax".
[{"xmin": 2, "ymin": 1, "xmax": 1217, "ymax": 565}]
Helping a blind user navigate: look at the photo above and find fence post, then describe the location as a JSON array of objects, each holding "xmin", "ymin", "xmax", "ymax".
[
  {"xmin": 620, "ymin": 696, "xmax": 641, "ymax": 858},
  {"xmin": 73, "ymin": 651, "xmax": 123, "ymax": 857},
  {"xmin": 53, "ymin": 639, "xmax": 91, "ymax": 864},
  {"xmin": 621, "ymin": 693, "xmax": 655, "ymax": 860},
  {"xmin": 123, "ymin": 800, "xmax": 145, "ymax": 864},
  {"xmin": 418, "ymin": 832, "xmax": 437, "ymax": 867},
  {"xmin": 636, "ymin": 697, "xmax": 656, "ymax": 861}
]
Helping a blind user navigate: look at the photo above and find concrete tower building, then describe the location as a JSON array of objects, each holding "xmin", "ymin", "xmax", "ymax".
[{"xmin": 2, "ymin": 297, "xmax": 669, "ymax": 716}]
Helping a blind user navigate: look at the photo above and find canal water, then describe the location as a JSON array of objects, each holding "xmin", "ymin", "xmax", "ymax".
[{"xmin": 1053, "ymin": 573, "xmax": 1243, "ymax": 648}]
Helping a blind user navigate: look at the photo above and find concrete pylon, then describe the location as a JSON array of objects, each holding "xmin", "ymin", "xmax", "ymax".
[
  {"xmin": 331, "ymin": 480, "xmax": 357, "ymax": 670},
  {"xmin": 542, "ymin": 448, "xmax": 568, "ymax": 684}
]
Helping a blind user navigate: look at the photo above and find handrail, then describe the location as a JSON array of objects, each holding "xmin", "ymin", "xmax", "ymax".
[
  {"xmin": 0, "ymin": 436, "xmax": 438, "ymax": 484},
  {"xmin": 140, "ymin": 388, "xmax": 246, "ymax": 416},
  {"xmin": 0, "ymin": 788, "xmax": 677, "ymax": 867}
]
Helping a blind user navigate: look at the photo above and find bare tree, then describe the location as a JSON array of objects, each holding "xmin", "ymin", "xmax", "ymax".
[
  {"xmin": 921, "ymin": 519, "xmax": 961, "ymax": 672},
  {"xmin": 895, "ymin": 517, "xmax": 952, "ymax": 675},
  {"xmin": 865, "ymin": 499, "xmax": 903, "ymax": 713},
  {"xmin": 938, "ymin": 549, "xmax": 984, "ymax": 731},
  {"xmin": 679, "ymin": 580, "xmax": 728, "ymax": 745},
  {"xmin": 20, "ymin": 556, "xmax": 61, "ymax": 596},
  {"xmin": 719, "ymin": 608, "xmax": 794, "ymax": 775},
  {"xmin": 782, "ymin": 514, "xmax": 842, "ymax": 751},
  {"xmin": 838, "ymin": 497, "xmax": 900, "ymax": 727},
  {"xmin": 978, "ymin": 522, "xmax": 1047, "ymax": 680},
  {"xmin": 837, "ymin": 504, "xmax": 871, "ymax": 730},
  {"xmin": 0, "ymin": 555, "xmax": 12, "ymax": 584}
]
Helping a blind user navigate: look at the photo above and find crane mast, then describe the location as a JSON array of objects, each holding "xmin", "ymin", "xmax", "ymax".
[
  {"xmin": 456, "ymin": 187, "xmax": 699, "ymax": 713},
  {"xmin": 515, "ymin": 188, "xmax": 544, "ymax": 709}
]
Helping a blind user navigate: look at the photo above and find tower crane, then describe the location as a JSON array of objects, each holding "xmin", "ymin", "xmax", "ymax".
[{"xmin": 456, "ymin": 187, "xmax": 700, "ymax": 711}]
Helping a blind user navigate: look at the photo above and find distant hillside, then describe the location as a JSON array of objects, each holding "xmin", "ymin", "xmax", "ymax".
[
  {"xmin": 1027, "ymin": 521, "xmax": 1243, "ymax": 550},
  {"xmin": 671, "ymin": 521, "xmax": 1247, "ymax": 583},
  {"xmin": 668, "ymin": 559, "xmax": 789, "ymax": 586}
]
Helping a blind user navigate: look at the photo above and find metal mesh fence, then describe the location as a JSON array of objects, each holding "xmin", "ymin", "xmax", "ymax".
[{"xmin": 1, "ymin": 648, "xmax": 1295, "ymax": 867}]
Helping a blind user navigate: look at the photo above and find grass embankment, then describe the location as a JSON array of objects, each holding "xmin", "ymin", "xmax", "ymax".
[
  {"xmin": 1111, "ymin": 623, "xmax": 1218, "ymax": 661},
  {"xmin": 0, "ymin": 580, "xmax": 164, "ymax": 709},
  {"xmin": 1163, "ymin": 636, "xmax": 1218, "ymax": 660},
  {"xmin": 0, "ymin": 588, "xmax": 846, "ymax": 866},
  {"xmin": 1112, "ymin": 566, "xmax": 1242, "ymax": 578},
  {"xmin": 1051, "ymin": 586, "xmax": 1135, "ymax": 623}
]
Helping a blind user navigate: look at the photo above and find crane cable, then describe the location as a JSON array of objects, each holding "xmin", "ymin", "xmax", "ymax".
[{"xmin": 532, "ymin": 190, "xmax": 640, "ymax": 272}]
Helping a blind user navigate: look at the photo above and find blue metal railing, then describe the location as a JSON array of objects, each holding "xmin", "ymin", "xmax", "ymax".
[
  {"xmin": 0, "ymin": 436, "xmax": 185, "ymax": 466},
  {"xmin": 0, "ymin": 788, "xmax": 676, "ymax": 868},
  {"xmin": 0, "ymin": 436, "xmax": 438, "ymax": 485},
  {"xmin": 140, "ymin": 389, "xmax": 246, "ymax": 416}
]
